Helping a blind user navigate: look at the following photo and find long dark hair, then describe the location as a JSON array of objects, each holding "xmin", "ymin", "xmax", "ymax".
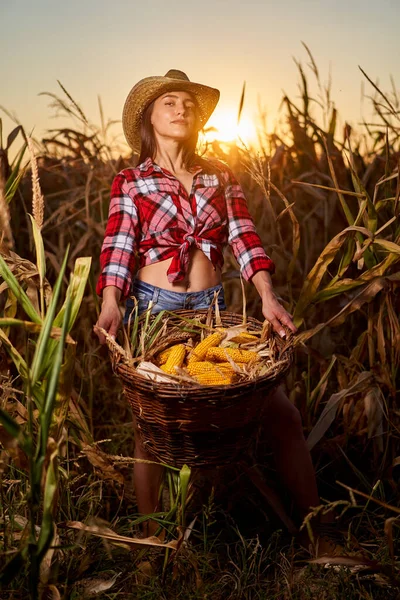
[{"xmin": 137, "ymin": 94, "xmax": 216, "ymax": 174}]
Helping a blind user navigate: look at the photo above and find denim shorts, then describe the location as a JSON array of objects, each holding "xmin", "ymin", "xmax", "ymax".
[{"xmin": 124, "ymin": 280, "xmax": 226, "ymax": 324}]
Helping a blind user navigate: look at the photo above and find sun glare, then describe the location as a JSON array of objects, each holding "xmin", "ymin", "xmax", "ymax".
[{"xmin": 204, "ymin": 111, "xmax": 258, "ymax": 146}]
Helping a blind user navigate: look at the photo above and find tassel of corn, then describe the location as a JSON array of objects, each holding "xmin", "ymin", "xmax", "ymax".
[
  {"xmin": 206, "ymin": 347, "xmax": 260, "ymax": 364},
  {"xmin": 193, "ymin": 369, "xmax": 234, "ymax": 386},
  {"xmin": 157, "ymin": 346, "xmax": 173, "ymax": 365},
  {"xmin": 187, "ymin": 361, "xmax": 235, "ymax": 376},
  {"xmin": 188, "ymin": 332, "xmax": 224, "ymax": 364},
  {"xmin": 162, "ymin": 344, "xmax": 186, "ymax": 374}
]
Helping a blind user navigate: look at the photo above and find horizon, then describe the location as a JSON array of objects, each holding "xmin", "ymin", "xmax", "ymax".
[{"xmin": 1, "ymin": 0, "xmax": 399, "ymax": 154}]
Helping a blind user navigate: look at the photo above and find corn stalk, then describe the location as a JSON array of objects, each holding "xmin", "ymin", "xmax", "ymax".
[{"xmin": 0, "ymin": 202, "xmax": 91, "ymax": 597}]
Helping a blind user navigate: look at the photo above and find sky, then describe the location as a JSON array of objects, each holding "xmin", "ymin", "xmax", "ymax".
[{"xmin": 1, "ymin": 0, "xmax": 399, "ymax": 152}]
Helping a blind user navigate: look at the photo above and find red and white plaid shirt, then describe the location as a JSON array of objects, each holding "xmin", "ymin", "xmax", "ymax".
[{"xmin": 96, "ymin": 157, "xmax": 275, "ymax": 299}]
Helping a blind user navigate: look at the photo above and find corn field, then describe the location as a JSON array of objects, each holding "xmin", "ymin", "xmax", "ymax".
[{"xmin": 0, "ymin": 54, "xmax": 399, "ymax": 599}]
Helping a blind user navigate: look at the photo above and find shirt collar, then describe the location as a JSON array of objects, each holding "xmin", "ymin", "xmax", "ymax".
[{"xmin": 138, "ymin": 157, "xmax": 203, "ymax": 178}]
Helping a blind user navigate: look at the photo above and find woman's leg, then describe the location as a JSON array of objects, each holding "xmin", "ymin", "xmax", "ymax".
[
  {"xmin": 133, "ymin": 419, "xmax": 165, "ymax": 536},
  {"xmin": 260, "ymin": 385, "xmax": 319, "ymax": 520}
]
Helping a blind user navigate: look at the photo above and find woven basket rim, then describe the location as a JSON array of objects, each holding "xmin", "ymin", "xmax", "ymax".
[{"xmin": 113, "ymin": 309, "xmax": 293, "ymax": 393}]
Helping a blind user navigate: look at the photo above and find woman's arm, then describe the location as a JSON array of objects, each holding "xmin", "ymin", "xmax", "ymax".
[
  {"xmin": 95, "ymin": 172, "xmax": 139, "ymax": 344},
  {"xmin": 251, "ymin": 271, "xmax": 297, "ymax": 337},
  {"xmin": 223, "ymin": 165, "xmax": 296, "ymax": 337}
]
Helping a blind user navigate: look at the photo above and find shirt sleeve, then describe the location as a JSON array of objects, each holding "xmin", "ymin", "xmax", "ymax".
[
  {"xmin": 222, "ymin": 165, "xmax": 275, "ymax": 281},
  {"xmin": 96, "ymin": 173, "xmax": 140, "ymax": 300}
]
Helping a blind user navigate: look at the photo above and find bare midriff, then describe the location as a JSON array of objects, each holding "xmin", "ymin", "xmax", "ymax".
[{"xmin": 136, "ymin": 246, "xmax": 221, "ymax": 292}]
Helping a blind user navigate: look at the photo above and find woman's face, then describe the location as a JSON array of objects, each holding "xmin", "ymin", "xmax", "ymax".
[{"xmin": 150, "ymin": 91, "xmax": 199, "ymax": 144}]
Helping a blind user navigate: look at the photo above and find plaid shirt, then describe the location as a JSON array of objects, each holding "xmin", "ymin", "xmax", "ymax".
[{"xmin": 96, "ymin": 157, "xmax": 275, "ymax": 299}]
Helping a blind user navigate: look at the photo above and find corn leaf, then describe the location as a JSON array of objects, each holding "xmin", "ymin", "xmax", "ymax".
[
  {"xmin": 30, "ymin": 250, "xmax": 69, "ymax": 387},
  {"xmin": 0, "ymin": 254, "xmax": 41, "ymax": 324},
  {"xmin": 307, "ymin": 372, "xmax": 372, "ymax": 451},
  {"xmin": 53, "ymin": 256, "xmax": 91, "ymax": 331},
  {"xmin": 293, "ymin": 228, "xmax": 352, "ymax": 325},
  {"xmin": 0, "ymin": 318, "xmax": 74, "ymax": 342},
  {"xmin": 372, "ymin": 238, "xmax": 400, "ymax": 255},
  {"xmin": 40, "ymin": 284, "xmax": 72, "ymax": 449},
  {"xmin": 37, "ymin": 443, "xmax": 58, "ymax": 559},
  {"xmin": 179, "ymin": 464, "xmax": 191, "ymax": 526},
  {"xmin": 0, "ymin": 407, "xmax": 21, "ymax": 439},
  {"xmin": 324, "ymin": 139, "xmax": 355, "ymax": 226},
  {"xmin": 271, "ymin": 180, "xmax": 300, "ymax": 286},
  {"xmin": 328, "ymin": 277, "xmax": 393, "ymax": 327},
  {"xmin": 5, "ymin": 142, "xmax": 28, "ymax": 203}
]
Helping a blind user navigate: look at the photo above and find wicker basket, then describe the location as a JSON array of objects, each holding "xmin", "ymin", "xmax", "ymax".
[{"xmin": 114, "ymin": 310, "xmax": 293, "ymax": 468}]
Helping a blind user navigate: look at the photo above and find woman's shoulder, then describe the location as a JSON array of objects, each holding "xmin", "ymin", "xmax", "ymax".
[{"xmin": 116, "ymin": 159, "xmax": 152, "ymax": 181}]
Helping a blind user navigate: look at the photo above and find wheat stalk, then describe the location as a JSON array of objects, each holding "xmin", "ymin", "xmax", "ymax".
[{"xmin": 27, "ymin": 137, "xmax": 44, "ymax": 229}]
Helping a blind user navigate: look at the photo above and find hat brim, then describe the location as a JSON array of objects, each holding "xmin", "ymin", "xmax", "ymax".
[{"xmin": 122, "ymin": 76, "xmax": 220, "ymax": 153}]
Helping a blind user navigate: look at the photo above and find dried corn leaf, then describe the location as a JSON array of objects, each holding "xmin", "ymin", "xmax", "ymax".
[
  {"xmin": 136, "ymin": 361, "xmax": 175, "ymax": 383},
  {"xmin": 81, "ymin": 444, "xmax": 125, "ymax": 485},
  {"xmin": 64, "ymin": 520, "xmax": 181, "ymax": 550}
]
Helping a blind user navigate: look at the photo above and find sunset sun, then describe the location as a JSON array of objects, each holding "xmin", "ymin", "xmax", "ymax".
[{"xmin": 204, "ymin": 111, "xmax": 258, "ymax": 146}]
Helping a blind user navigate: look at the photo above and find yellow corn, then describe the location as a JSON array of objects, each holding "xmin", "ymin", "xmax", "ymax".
[
  {"xmin": 193, "ymin": 369, "xmax": 234, "ymax": 386},
  {"xmin": 188, "ymin": 332, "xmax": 224, "ymax": 364},
  {"xmin": 217, "ymin": 361, "xmax": 247, "ymax": 371},
  {"xmin": 162, "ymin": 344, "xmax": 186, "ymax": 374},
  {"xmin": 206, "ymin": 347, "xmax": 260, "ymax": 364},
  {"xmin": 187, "ymin": 361, "xmax": 215, "ymax": 375},
  {"xmin": 187, "ymin": 361, "xmax": 235, "ymax": 376},
  {"xmin": 157, "ymin": 346, "xmax": 173, "ymax": 365},
  {"xmin": 229, "ymin": 332, "xmax": 258, "ymax": 344}
]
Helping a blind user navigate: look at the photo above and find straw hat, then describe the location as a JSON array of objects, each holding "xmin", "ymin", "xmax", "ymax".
[{"xmin": 122, "ymin": 69, "xmax": 220, "ymax": 153}]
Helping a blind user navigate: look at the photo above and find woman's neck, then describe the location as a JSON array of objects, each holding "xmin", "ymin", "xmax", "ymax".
[{"xmin": 154, "ymin": 141, "xmax": 188, "ymax": 174}]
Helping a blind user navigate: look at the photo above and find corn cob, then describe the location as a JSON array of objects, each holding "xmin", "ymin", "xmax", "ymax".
[
  {"xmin": 229, "ymin": 332, "xmax": 258, "ymax": 344},
  {"xmin": 162, "ymin": 344, "xmax": 186, "ymax": 374},
  {"xmin": 157, "ymin": 346, "xmax": 173, "ymax": 365},
  {"xmin": 187, "ymin": 361, "xmax": 236, "ymax": 376},
  {"xmin": 206, "ymin": 347, "xmax": 260, "ymax": 364},
  {"xmin": 193, "ymin": 369, "xmax": 234, "ymax": 386},
  {"xmin": 188, "ymin": 332, "xmax": 224, "ymax": 364}
]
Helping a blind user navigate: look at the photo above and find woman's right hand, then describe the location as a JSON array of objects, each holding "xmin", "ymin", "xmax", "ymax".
[{"xmin": 94, "ymin": 286, "xmax": 122, "ymax": 345}]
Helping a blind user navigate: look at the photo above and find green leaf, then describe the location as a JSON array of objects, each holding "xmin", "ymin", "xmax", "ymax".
[
  {"xmin": 313, "ymin": 252, "xmax": 400, "ymax": 303},
  {"xmin": 237, "ymin": 81, "xmax": 246, "ymax": 125},
  {"xmin": 5, "ymin": 143, "xmax": 28, "ymax": 203},
  {"xmin": 53, "ymin": 256, "xmax": 91, "ymax": 331},
  {"xmin": 0, "ymin": 408, "xmax": 21, "ymax": 438},
  {"xmin": 179, "ymin": 464, "xmax": 191, "ymax": 526},
  {"xmin": 0, "ymin": 254, "xmax": 41, "ymax": 324},
  {"xmin": 30, "ymin": 250, "xmax": 69, "ymax": 387},
  {"xmin": 336, "ymin": 237, "xmax": 356, "ymax": 279},
  {"xmin": 40, "ymin": 284, "xmax": 72, "ymax": 450},
  {"xmin": 37, "ymin": 444, "xmax": 58, "ymax": 560},
  {"xmin": 6, "ymin": 125, "xmax": 23, "ymax": 150}
]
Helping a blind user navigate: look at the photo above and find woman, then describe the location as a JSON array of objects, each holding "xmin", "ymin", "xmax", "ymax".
[{"xmin": 95, "ymin": 70, "xmax": 322, "ymax": 542}]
